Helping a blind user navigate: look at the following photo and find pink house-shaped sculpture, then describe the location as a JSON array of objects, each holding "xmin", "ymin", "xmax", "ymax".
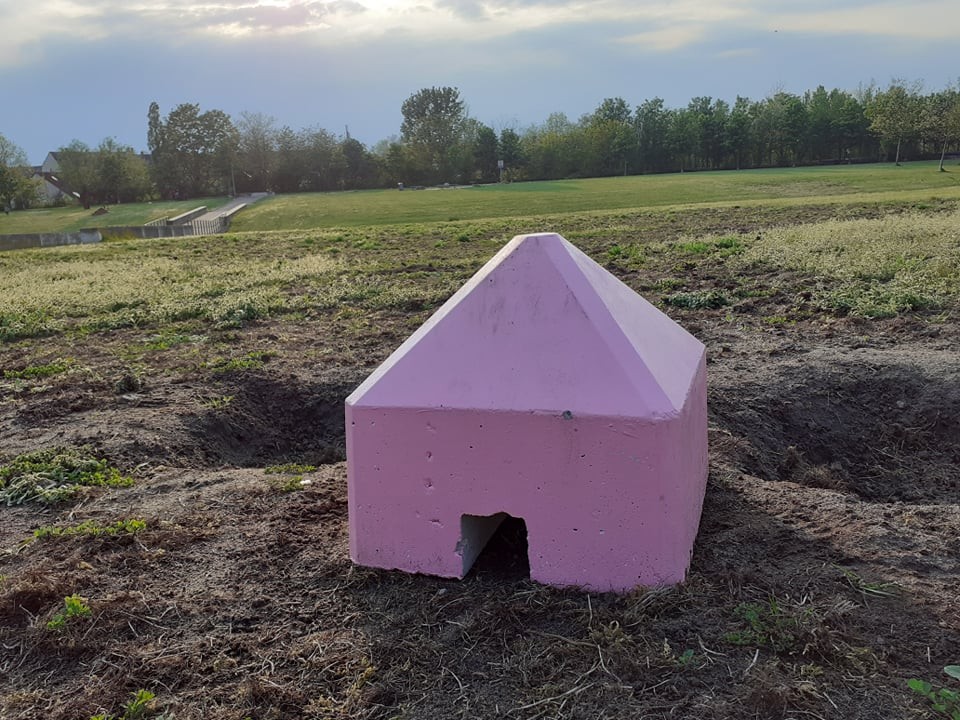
[{"xmin": 346, "ymin": 233, "xmax": 708, "ymax": 593}]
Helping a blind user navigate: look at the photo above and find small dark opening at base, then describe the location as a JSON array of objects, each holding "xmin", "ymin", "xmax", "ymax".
[{"xmin": 470, "ymin": 515, "xmax": 530, "ymax": 581}]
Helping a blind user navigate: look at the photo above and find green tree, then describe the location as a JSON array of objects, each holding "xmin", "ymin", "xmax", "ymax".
[
  {"xmin": 0, "ymin": 134, "xmax": 39, "ymax": 211},
  {"xmin": 56, "ymin": 140, "xmax": 99, "ymax": 209},
  {"xmin": 667, "ymin": 108, "xmax": 698, "ymax": 172},
  {"xmin": 586, "ymin": 97, "xmax": 635, "ymax": 176},
  {"xmin": 867, "ymin": 82, "xmax": 922, "ymax": 165},
  {"xmin": 724, "ymin": 96, "xmax": 754, "ymax": 170},
  {"xmin": 472, "ymin": 124, "xmax": 499, "ymax": 182},
  {"xmin": 340, "ymin": 136, "xmax": 381, "ymax": 189},
  {"xmin": 498, "ymin": 128, "xmax": 523, "ymax": 178},
  {"xmin": 237, "ymin": 111, "xmax": 277, "ymax": 192},
  {"xmin": 148, "ymin": 102, "xmax": 238, "ymax": 198},
  {"xmin": 94, "ymin": 138, "xmax": 151, "ymax": 204},
  {"xmin": 400, "ymin": 86, "xmax": 467, "ymax": 183},
  {"xmin": 921, "ymin": 88, "xmax": 960, "ymax": 171},
  {"xmin": 767, "ymin": 92, "xmax": 808, "ymax": 165},
  {"xmin": 273, "ymin": 126, "xmax": 307, "ymax": 193},
  {"xmin": 635, "ymin": 98, "xmax": 671, "ymax": 172}
]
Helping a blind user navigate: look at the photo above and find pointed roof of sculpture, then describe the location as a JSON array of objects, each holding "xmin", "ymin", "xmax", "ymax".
[{"xmin": 347, "ymin": 233, "xmax": 705, "ymax": 418}]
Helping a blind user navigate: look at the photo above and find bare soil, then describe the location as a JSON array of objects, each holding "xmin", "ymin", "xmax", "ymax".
[{"xmin": 1, "ymin": 203, "xmax": 958, "ymax": 720}]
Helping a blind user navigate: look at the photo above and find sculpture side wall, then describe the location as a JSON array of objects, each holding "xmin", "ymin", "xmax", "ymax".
[{"xmin": 346, "ymin": 396, "xmax": 708, "ymax": 592}]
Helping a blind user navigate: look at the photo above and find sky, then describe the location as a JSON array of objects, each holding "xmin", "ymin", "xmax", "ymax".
[{"xmin": 1, "ymin": 0, "xmax": 958, "ymax": 164}]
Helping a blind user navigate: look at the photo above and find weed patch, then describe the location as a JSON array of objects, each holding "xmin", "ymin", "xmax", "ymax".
[
  {"xmin": 606, "ymin": 243, "xmax": 646, "ymax": 270},
  {"xmin": 724, "ymin": 598, "xmax": 846, "ymax": 658},
  {"xmin": 740, "ymin": 210, "xmax": 960, "ymax": 317},
  {"xmin": 205, "ymin": 351, "xmax": 275, "ymax": 374},
  {"xmin": 46, "ymin": 594, "xmax": 91, "ymax": 631},
  {"xmin": 0, "ymin": 447, "xmax": 133, "ymax": 506},
  {"xmin": 33, "ymin": 519, "xmax": 146, "ymax": 540},
  {"xmin": 3, "ymin": 358, "xmax": 73, "ymax": 380},
  {"xmin": 89, "ymin": 689, "xmax": 158, "ymax": 720},
  {"xmin": 265, "ymin": 463, "xmax": 318, "ymax": 492},
  {"xmin": 908, "ymin": 666, "xmax": 960, "ymax": 719},
  {"xmin": 663, "ymin": 290, "xmax": 730, "ymax": 309}
]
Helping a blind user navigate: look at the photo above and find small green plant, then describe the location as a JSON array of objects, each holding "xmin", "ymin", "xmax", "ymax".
[
  {"xmin": 142, "ymin": 332, "xmax": 205, "ymax": 351},
  {"xmin": 663, "ymin": 290, "xmax": 730, "ymax": 310},
  {"xmin": 265, "ymin": 463, "xmax": 317, "ymax": 475},
  {"xmin": 713, "ymin": 235, "xmax": 745, "ymax": 254},
  {"xmin": 677, "ymin": 240, "xmax": 712, "ymax": 255},
  {"xmin": 677, "ymin": 648, "xmax": 697, "ymax": 667},
  {"xmin": 46, "ymin": 594, "xmax": 92, "ymax": 631},
  {"xmin": 908, "ymin": 666, "xmax": 960, "ymax": 719},
  {"xmin": 0, "ymin": 447, "xmax": 134, "ymax": 506},
  {"xmin": 199, "ymin": 394, "xmax": 234, "ymax": 409},
  {"xmin": 205, "ymin": 350, "xmax": 275, "ymax": 374},
  {"xmin": 34, "ymin": 518, "xmax": 146, "ymax": 540},
  {"xmin": 607, "ymin": 243, "xmax": 646, "ymax": 270},
  {"xmin": 89, "ymin": 689, "xmax": 158, "ymax": 720},
  {"xmin": 724, "ymin": 598, "xmax": 819, "ymax": 653},
  {"xmin": 837, "ymin": 566, "xmax": 899, "ymax": 598},
  {"xmin": 655, "ymin": 277, "xmax": 684, "ymax": 291},
  {"xmin": 3, "ymin": 358, "xmax": 73, "ymax": 380},
  {"xmin": 265, "ymin": 463, "xmax": 317, "ymax": 492}
]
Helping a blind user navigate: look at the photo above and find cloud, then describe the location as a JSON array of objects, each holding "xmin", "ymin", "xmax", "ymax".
[
  {"xmin": 3, "ymin": 0, "xmax": 959, "ymax": 73},
  {"xmin": 617, "ymin": 24, "xmax": 707, "ymax": 52},
  {"xmin": 770, "ymin": 0, "xmax": 960, "ymax": 39},
  {"xmin": 716, "ymin": 47, "xmax": 758, "ymax": 59},
  {"xmin": 196, "ymin": 1, "xmax": 367, "ymax": 36}
]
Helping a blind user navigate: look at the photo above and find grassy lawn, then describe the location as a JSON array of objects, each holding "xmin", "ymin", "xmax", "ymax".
[
  {"xmin": 1, "ymin": 200, "xmax": 957, "ymax": 342},
  {"xmin": 0, "ymin": 197, "xmax": 230, "ymax": 235},
  {"xmin": 232, "ymin": 161, "xmax": 960, "ymax": 231},
  {"xmin": 4, "ymin": 163, "xmax": 959, "ymax": 235}
]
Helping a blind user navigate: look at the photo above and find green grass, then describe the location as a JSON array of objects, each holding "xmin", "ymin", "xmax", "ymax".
[
  {"xmin": 739, "ymin": 211, "xmax": 960, "ymax": 317},
  {"xmin": 3, "ymin": 358, "xmax": 73, "ymax": 379},
  {"xmin": 0, "ymin": 200, "xmax": 958, "ymax": 345},
  {"xmin": 0, "ymin": 197, "xmax": 230, "ymax": 235},
  {"xmin": 33, "ymin": 518, "xmax": 147, "ymax": 540},
  {"xmin": 0, "ymin": 447, "xmax": 133, "ymax": 505},
  {"xmin": 231, "ymin": 162, "xmax": 960, "ymax": 231}
]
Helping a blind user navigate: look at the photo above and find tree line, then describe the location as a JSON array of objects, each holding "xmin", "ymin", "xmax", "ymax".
[{"xmin": 2, "ymin": 80, "xmax": 959, "ymax": 211}]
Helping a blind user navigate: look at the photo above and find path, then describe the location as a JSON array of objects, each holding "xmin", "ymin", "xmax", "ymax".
[{"xmin": 194, "ymin": 192, "xmax": 270, "ymax": 223}]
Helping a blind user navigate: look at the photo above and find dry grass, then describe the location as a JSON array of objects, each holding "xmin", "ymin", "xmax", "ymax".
[{"xmin": 738, "ymin": 209, "xmax": 960, "ymax": 316}]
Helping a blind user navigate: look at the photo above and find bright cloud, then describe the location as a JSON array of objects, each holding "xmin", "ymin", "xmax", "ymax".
[
  {"xmin": 4, "ymin": 0, "xmax": 958, "ymax": 67},
  {"xmin": 771, "ymin": 1, "xmax": 960, "ymax": 39},
  {"xmin": 617, "ymin": 24, "xmax": 708, "ymax": 52}
]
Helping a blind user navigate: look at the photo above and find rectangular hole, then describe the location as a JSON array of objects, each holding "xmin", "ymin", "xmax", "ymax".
[
  {"xmin": 458, "ymin": 513, "xmax": 530, "ymax": 580},
  {"xmin": 458, "ymin": 512, "xmax": 508, "ymax": 575}
]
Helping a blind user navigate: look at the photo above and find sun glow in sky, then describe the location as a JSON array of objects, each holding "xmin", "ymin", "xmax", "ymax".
[{"xmin": 1, "ymin": 0, "xmax": 958, "ymax": 162}]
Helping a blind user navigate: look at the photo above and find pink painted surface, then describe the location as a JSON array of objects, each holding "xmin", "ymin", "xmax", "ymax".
[{"xmin": 346, "ymin": 233, "xmax": 708, "ymax": 592}]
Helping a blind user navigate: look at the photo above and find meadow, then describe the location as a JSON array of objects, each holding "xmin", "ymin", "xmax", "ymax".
[
  {"xmin": 0, "ymin": 165, "xmax": 958, "ymax": 720},
  {"xmin": 232, "ymin": 160, "xmax": 960, "ymax": 230},
  {"xmin": 3, "ymin": 161, "xmax": 960, "ymax": 235},
  {"xmin": 0, "ymin": 196, "xmax": 229, "ymax": 235}
]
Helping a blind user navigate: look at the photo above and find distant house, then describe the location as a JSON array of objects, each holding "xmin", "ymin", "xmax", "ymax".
[
  {"xmin": 41, "ymin": 151, "xmax": 61, "ymax": 174},
  {"xmin": 28, "ymin": 150, "xmax": 153, "ymax": 206},
  {"xmin": 30, "ymin": 152, "xmax": 78, "ymax": 205}
]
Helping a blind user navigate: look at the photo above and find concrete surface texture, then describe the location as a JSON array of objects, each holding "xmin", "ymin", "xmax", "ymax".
[{"xmin": 346, "ymin": 232, "xmax": 708, "ymax": 592}]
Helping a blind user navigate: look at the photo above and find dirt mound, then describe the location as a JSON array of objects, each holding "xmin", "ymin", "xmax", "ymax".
[{"xmin": 710, "ymin": 347, "xmax": 960, "ymax": 503}]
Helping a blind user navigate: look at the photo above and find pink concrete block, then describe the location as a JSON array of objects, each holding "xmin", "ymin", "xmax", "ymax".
[{"xmin": 346, "ymin": 233, "xmax": 708, "ymax": 593}]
